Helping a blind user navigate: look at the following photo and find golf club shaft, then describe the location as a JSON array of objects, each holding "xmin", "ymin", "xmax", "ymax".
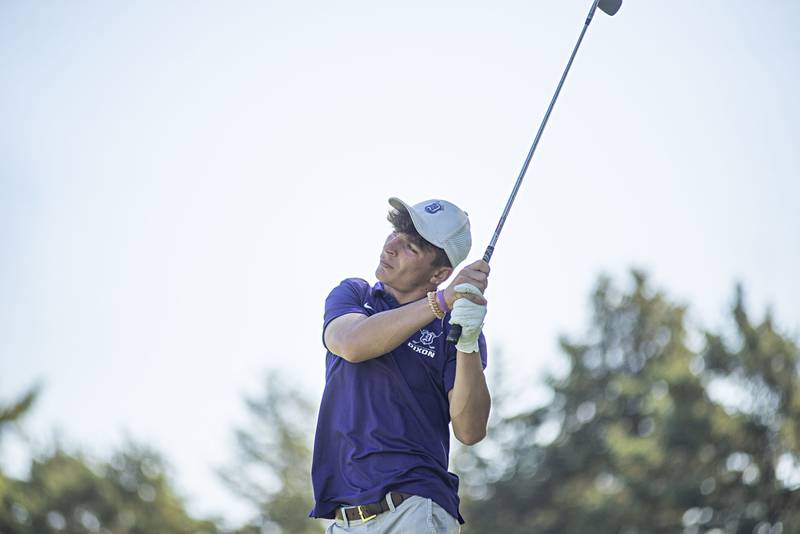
[{"xmin": 447, "ymin": 0, "xmax": 603, "ymax": 345}]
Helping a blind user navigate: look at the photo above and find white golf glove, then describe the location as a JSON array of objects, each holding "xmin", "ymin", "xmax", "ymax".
[{"xmin": 449, "ymin": 283, "xmax": 486, "ymax": 354}]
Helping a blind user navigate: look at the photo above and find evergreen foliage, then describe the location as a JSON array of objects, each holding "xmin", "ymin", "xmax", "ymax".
[{"xmin": 456, "ymin": 272, "xmax": 799, "ymax": 534}]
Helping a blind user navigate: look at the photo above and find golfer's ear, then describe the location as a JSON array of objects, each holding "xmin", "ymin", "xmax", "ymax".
[{"xmin": 431, "ymin": 267, "xmax": 453, "ymax": 285}]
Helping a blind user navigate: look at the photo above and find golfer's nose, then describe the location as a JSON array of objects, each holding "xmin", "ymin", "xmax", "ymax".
[{"xmin": 384, "ymin": 234, "xmax": 400, "ymax": 255}]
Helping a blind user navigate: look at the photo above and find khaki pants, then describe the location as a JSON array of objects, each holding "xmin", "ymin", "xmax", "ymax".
[{"xmin": 325, "ymin": 495, "xmax": 461, "ymax": 534}]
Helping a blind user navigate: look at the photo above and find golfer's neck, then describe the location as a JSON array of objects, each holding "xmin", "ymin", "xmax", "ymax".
[{"xmin": 384, "ymin": 283, "xmax": 435, "ymax": 306}]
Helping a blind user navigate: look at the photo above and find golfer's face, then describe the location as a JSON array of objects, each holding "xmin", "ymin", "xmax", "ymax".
[{"xmin": 376, "ymin": 231, "xmax": 436, "ymax": 291}]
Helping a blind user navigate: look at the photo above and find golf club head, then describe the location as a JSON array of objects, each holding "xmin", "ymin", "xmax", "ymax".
[{"xmin": 598, "ymin": 0, "xmax": 622, "ymax": 16}]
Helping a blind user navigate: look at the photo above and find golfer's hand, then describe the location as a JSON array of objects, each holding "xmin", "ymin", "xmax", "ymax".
[
  {"xmin": 449, "ymin": 283, "xmax": 487, "ymax": 353},
  {"xmin": 444, "ymin": 260, "xmax": 489, "ymax": 309}
]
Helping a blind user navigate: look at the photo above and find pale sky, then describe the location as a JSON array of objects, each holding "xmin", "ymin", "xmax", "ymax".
[{"xmin": 2, "ymin": 0, "xmax": 799, "ymax": 528}]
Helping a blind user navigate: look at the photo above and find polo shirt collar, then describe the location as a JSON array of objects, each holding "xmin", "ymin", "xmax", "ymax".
[{"xmin": 372, "ymin": 281, "xmax": 399, "ymax": 307}]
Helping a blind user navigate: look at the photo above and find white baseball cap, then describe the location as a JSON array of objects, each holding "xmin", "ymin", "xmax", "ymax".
[{"xmin": 388, "ymin": 197, "xmax": 472, "ymax": 268}]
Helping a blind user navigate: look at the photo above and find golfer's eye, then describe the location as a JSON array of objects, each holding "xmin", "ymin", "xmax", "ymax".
[{"xmin": 408, "ymin": 244, "xmax": 418, "ymax": 254}]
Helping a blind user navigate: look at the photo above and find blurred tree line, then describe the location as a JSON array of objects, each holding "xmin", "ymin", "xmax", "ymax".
[
  {"xmin": 1, "ymin": 271, "xmax": 798, "ymax": 533},
  {"xmin": 0, "ymin": 377, "xmax": 317, "ymax": 534},
  {"xmin": 456, "ymin": 272, "xmax": 800, "ymax": 534},
  {"xmin": 0, "ymin": 386, "xmax": 223, "ymax": 534}
]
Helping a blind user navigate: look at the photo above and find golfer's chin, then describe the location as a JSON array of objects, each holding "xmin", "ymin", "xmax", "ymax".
[{"xmin": 375, "ymin": 264, "xmax": 388, "ymax": 282}]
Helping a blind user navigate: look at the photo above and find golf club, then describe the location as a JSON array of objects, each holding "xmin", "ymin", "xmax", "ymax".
[{"xmin": 447, "ymin": 0, "xmax": 622, "ymax": 345}]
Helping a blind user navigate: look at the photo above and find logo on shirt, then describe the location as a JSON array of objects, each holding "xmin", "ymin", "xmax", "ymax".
[
  {"xmin": 363, "ymin": 302, "xmax": 374, "ymax": 311},
  {"xmin": 407, "ymin": 329, "xmax": 441, "ymax": 358},
  {"xmin": 424, "ymin": 202, "xmax": 443, "ymax": 214},
  {"xmin": 419, "ymin": 329, "xmax": 441, "ymax": 346}
]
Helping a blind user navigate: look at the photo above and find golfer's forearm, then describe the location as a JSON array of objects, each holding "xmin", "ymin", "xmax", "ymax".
[
  {"xmin": 450, "ymin": 351, "xmax": 491, "ymax": 445},
  {"xmin": 338, "ymin": 299, "xmax": 436, "ymax": 362}
]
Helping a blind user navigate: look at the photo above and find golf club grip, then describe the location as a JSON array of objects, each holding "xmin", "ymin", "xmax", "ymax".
[
  {"xmin": 447, "ymin": 245, "xmax": 494, "ymax": 345},
  {"xmin": 446, "ymin": 324, "xmax": 462, "ymax": 345}
]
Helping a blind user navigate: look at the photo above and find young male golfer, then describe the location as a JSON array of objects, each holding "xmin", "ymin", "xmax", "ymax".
[{"xmin": 309, "ymin": 197, "xmax": 491, "ymax": 533}]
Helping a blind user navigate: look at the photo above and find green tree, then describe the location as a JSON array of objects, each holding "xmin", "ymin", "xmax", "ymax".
[
  {"xmin": 220, "ymin": 372, "xmax": 322, "ymax": 534},
  {"xmin": 0, "ymin": 387, "xmax": 39, "ymax": 438},
  {"xmin": 456, "ymin": 271, "xmax": 800, "ymax": 534},
  {"xmin": 0, "ymin": 387, "xmax": 224, "ymax": 533},
  {"xmin": 0, "ymin": 440, "xmax": 223, "ymax": 534}
]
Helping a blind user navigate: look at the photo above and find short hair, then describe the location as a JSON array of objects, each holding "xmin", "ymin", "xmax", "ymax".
[{"xmin": 387, "ymin": 209, "xmax": 452, "ymax": 269}]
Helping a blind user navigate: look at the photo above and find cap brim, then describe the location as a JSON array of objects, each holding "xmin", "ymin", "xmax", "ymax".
[{"xmin": 388, "ymin": 197, "xmax": 435, "ymax": 245}]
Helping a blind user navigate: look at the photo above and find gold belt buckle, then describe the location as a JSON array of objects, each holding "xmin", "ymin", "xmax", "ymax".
[{"xmin": 357, "ymin": 505, "xmax": 377, "ymax": 523}]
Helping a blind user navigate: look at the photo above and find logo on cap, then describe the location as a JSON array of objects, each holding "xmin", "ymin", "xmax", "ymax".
[{"xmin": 425, "ymin": 202, "xmax": 443, "ymax": 214}]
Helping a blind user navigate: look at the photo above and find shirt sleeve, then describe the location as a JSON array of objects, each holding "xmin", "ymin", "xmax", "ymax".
[
  {"xmin": 322, "ymin": 278, "xmax": 369, "ymax": 351},
  {"xmin": 443, "ymin": 330, "xmax": 488, "ymax": 394}
]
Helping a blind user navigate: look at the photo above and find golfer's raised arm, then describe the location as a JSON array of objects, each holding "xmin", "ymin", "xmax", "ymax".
[
  {"xmin": 324, "ymin": 300, "xmax": 438, "ymax": 363},
  {"xmin": 325, "ymin": 261, "xmax": 489, "ymax": 363}
]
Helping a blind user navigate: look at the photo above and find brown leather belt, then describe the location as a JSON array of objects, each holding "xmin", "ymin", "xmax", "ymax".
[{"xmin": 335, "ymin": 492, "xmax": 414, "ymax": 523}]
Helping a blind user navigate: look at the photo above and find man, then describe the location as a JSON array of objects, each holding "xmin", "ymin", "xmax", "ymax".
[{"xmin": 309, "ymin": 197, "xmax": 491, "ymax": 533}]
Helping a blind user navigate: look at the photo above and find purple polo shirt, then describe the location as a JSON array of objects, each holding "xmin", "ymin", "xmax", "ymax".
[{"xmin": 309, "ymin": 278, "xmax": 488, "ymax": 524}]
